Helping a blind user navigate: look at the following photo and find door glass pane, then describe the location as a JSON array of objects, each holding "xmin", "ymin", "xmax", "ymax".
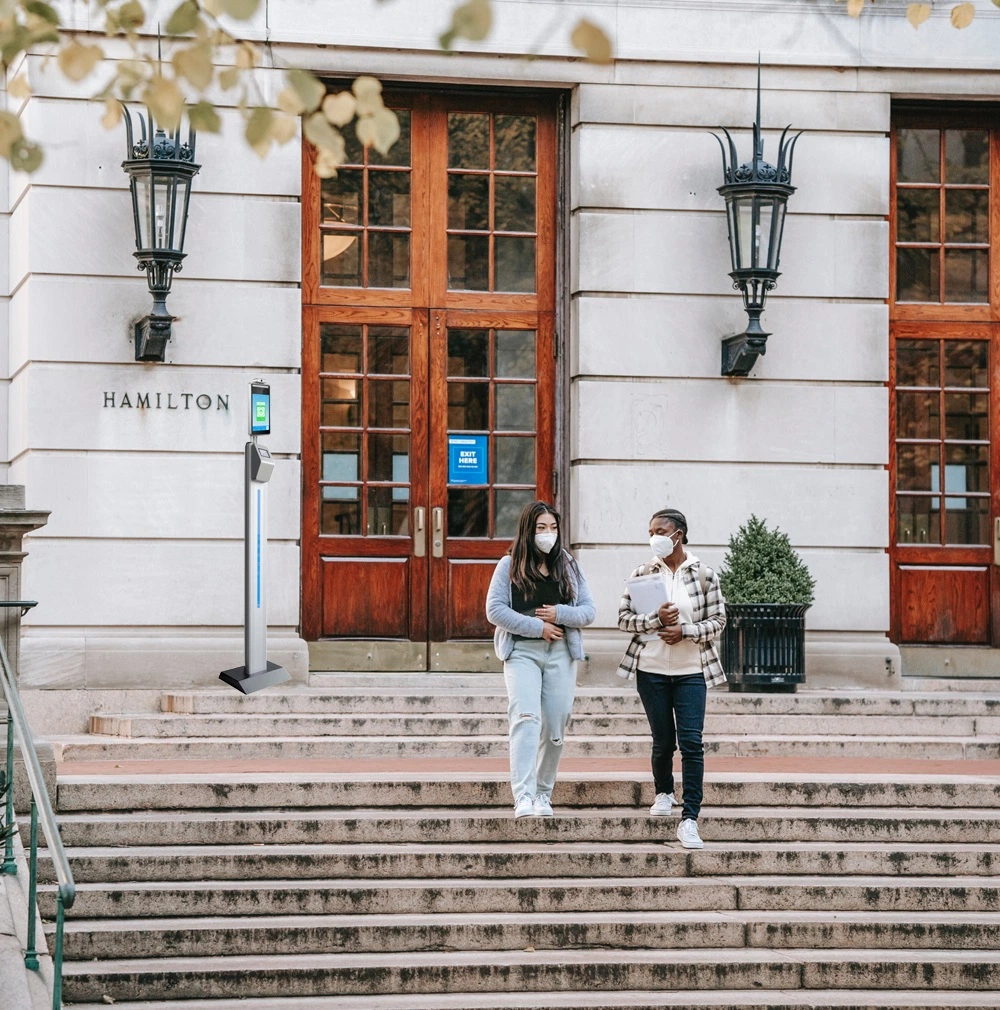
[
  {"xmin": 495, "ymin": 236, "xmax": 536, "ymax": 292},
  {"xmin": 321, "ymin": 326, "xmax": 362, "ymax": 373},
  {"xmin": 322, "ymin": 499, "xmax": 360, "ymax": 536},
  {"xmin": 496, "ymin": 384, "xmax": 535, "ymax": 431},
  {"xmin": 448, "ymin": 382, "xmax": 489, "ymax": 430},
  {"xmin": 448, "ymin": 235, "xmax": 489, "ymax": 290},
  {"xmin": 321, "ymin": 378, "xmax": 361, "ymax": 427},
  {"xmin": 944, "ymin": 444, "xmax": 988, "ymax": 493},
  {"xmin": 369, "ymin": 171, "xmax": 411, "ymax": 227},
  {"xmin": 495, "ymin": 115, "xmax": 536, "ymax": 171},
  {"xmin": 496, "ymin": 330, "xmax": 536, "ymax": 378},
  {"xmin": 448, "ymin": 330, "xmax": 489, "ymax": 377},
  {"xmin": 945, "ymin": 189, "xmax": 988, "ymax": 243},
  {"xmin": 369, "ymin": 110, "xmax": 411, "ymax": 167},
  {"xmin": 897, "ymin": 391, "xmax": 940, "ymax": 440},
  {"xmin": 496, "ymin": 436, "xmax": 535, "ymax": 484},
  {"xmin": 448, "ymin": 488, "xmax": 489, "ymax": 537},
  {"xmin": 896, "ymin": 495, "xmax": 939, "ymax": 545},
  {"xmin": 448, "ymin": 174, "xmax": 490, "ymax": 230},
  {"xmin": 322, "ymin": 233, "xmax": 362, "ymax": 287},
  {"xmin": 367, "ymin": 486, "xmax": 410, "ymax": 536},
  {"xmin": 369, "ymin": 232, "xmax": 410, "ymax": 288},
  {"xmin": 496, "ymin": 489, "xmax": 535, "ymax": 537},
  {"xmin": 369, "ymin": 327, "xmax": 409, "ymax": 375},
  {"xmin": 896, "ymin": 247, "xmax": 939, "ymax": 302},
  {"xmin": 322, "ymin": 432, "xmax": 361, "ymax": 484},
  {"xmin": 321, "ymin": 171, "xmax": 362, "ymax": 225},
  {"xmin": 897, "ymin": 129, "xmax": 940, "ymax": 183},
  {"xmin": 495, "ymin": 176, "xmax": 536, "ymax": 232},
  {"xmin": 896, "ymin": 189, "xmax": 939, "ymax": 243},
  {"xmin": 368, "ymin": 379, "xmax": 409, "ymax": 428},
  {"xmin": 944, "ymin": 392, "xmax": 988, "ymax": 440},
  {"xmin": 945, "ymin": 495, "xmax": 989, "ymax": 545},
  {"xmin": 944, "ymin": 341, "xmax": 988, "ymax": 388},
  {"xmin": 448, "ymin": 113, "xmax": 490, "ymax": 169},
  {"xmin": 945, "ymin": 129, "xmax": 989, "ymax": 184},
  {"xmin": 369, "ymin": 433, "xmax": 409, "ymax": 483},
  {"xmin": 896, "ymin": 340, "xmax": 939, "ymax": 387},
  {"xmin": 896, "ymin": 443, "xmax": 937, "ymax": 491},
  {"xmin": 944, "ymin": 249, "xmax": 989, "ymax": 303}
]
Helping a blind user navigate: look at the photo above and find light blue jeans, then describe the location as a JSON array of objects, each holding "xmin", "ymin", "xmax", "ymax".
[{"xmin": 503, "ymin": 637, "xmax": 577, "ymax": 804}]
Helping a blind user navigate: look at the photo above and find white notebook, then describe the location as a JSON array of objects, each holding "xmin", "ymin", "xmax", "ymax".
[{"xmin": 626, "ymin": 572, "xmax": 670, "ymax": 641}]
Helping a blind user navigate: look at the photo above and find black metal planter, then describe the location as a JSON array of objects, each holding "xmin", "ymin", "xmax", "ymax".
[{"xmin": 722, "ymin": 603, "xmax": 809, "ymax": 692}]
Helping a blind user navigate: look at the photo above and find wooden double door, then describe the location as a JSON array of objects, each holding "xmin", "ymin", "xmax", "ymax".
[
  {"xmin": 890, "ymin": 108, "xmax": 1000, "ymax": 645},
  {"xmin": 301, "ymin": 92, "xmax": 558, "ymax": 647}
]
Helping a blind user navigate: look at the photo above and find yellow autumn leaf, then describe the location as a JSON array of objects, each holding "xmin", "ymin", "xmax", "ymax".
[
  {"xmin": 245, "ymin": 106, "xmax": 274, "ymax": 157},
  {"xmin": 100, "ymin": 97, "xmax": 123, "ymax": 130},
  {"xmin": 218, "ymin": 66, "xmax": 240, "ymax": 91},
  {"xmin": 314, "ymin": 149, "xmax": 340, "ymax": 179},
  {"xmin": 143, "ymin": 76, "xmax": 185, "ymax": 132},
  {"xmin": 951, "ymin": 2, "xmax": 975, "ymax": 27},
  {"xmin": 357, "ymin": 107, "xmax": 400, "ymax": 155},
  {"xmin": 846, "ymin": 0, "xmax": 865, "ymax": 16},
  {"xmin": 0, "ymin": 112, "xmax": 24, "ymax": 159},
  {"xmin": 10, "ymin": 138, "xmax": 43, "ymax": 174},
  {"xmin": 188, "ymin": 100, "xmax": 222, "ymax": 133},
  {"xmin": 352, "ymin": 76, "xmax": 383, "ymax": 117},
  {"xmin": 439, "ymin": 0, "xmax": 492, "ymax": 49},
  {"xmin": 220, "ymin": 0, "xmax": 260, "ymax": 18},
  {"xmin": 118, "ymin": 0, "xmax": 146, "ymax": 32},
  {"xmin": 286, "ymin": 68, "xmax": 325, "ymax": 115},
  {"xmin": 8, "ymin": 74, "xmax": 31, "ymax": 100},
  {"xmin": 570, "ymin": 18, "xmax": 613, "ymax": 64},
  {"xmin": 57, "ymin": 41, "xmax": 104, "ymax": 83},
  {"xmin": 304, "ymin": 110, "xmax": 345, "ymax": 161},
  {"xmin": 276, "ymin": 87, "xmax": 305, "ymax": 116},
  {"xmin": 907, "ymin": 3, "xmax": 931, "ymax": 27},
  {"xmin": 322, "ymin": 92, "xmax": 357, "ymax": 128},
  {"xmin": 235, "ymin": 42, "xmax": 258, "ymax": 70},
  {"xmin": 173, "ymin": 42, "xmax": 214, "ymax": 91},
  {"xmin": 271, "ymin": 112, "xmax": 298, "ymax": 145}
]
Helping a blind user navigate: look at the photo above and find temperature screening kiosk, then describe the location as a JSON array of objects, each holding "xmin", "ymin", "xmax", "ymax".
[{"xmin": 220, "ymin": 381, "xmax": 291, "ymax": 694}]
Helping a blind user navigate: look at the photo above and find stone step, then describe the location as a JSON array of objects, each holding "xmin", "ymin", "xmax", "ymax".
[
  {"xmin": 43, "ymin": 841, "xmax": 1000, "ymax": 883},
  {"xmin": 42, "ymin": 806, "xmax": 1000, "ymax": 847},
  {"xmin": 54, "ymin": 773, "xmax": 1000, "ymax": 812},
  {"xmin": 39, "ymin": 875, "xmax": 1000, "ymax": 919},
  {"xmin": 55, "ymin": 733, "xmax": 1000, "ymax": 762},
  {"xmin": 52, "ymin": 909, "xmax": 1000, "ymax": 960},
  {"xmin": 60, "ymin": 992, "xmax": 1000, "ymax": 1010},
  {"xmin": 58, "ymin": 948, "xmax": 1000, "ymax": 1002},
  {"xmin": 160, "ymin": 687, "xmax": 1000, "ymax": 717},
  {"xmin": 88, "ymin": 711, "xmax": 997, "ymax": 738}
]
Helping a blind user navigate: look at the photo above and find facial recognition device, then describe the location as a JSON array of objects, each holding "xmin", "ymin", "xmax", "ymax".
[{"xmin": 220, "ymin": 381, "xmax": 291, "ymax": 694}]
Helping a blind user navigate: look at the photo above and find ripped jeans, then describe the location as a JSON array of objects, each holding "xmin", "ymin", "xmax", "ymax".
[{"xmin": 503, "ymin": 637, "xmax": 577, "ymax": 804}]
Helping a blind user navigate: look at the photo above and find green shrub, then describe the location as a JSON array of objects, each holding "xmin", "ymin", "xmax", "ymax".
[{"xmin": 719, "ymin": 514, "xmax": 815, "ymax": 606}]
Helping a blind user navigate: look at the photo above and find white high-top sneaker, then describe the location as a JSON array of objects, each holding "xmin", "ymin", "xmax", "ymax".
[{"xmin": 649, "ymin": 792, "xmax": 677, "ymax": 816}]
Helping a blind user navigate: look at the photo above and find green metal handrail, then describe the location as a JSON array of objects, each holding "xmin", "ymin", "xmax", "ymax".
[{"xmin": 0, "ymin": 602, "xmax": 75, "ymax": 1008}]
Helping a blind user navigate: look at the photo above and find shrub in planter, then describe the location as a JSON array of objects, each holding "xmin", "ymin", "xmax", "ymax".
[{"xmin": 719, "ymin": 515, "xmax": 815, "ymax": 691}]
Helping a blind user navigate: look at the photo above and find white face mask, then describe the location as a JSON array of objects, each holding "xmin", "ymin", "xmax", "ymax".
[
  {"xmin": 535, "ymin": 532, "xmax": 558, "ymax": 554},
  {"xmin": 649, "ymin": 533, "xmax": 677, "ymax": 558}
]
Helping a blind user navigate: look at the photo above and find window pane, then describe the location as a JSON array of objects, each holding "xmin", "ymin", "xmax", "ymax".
[
  {"xmin": 367, "ymin": 379, "xmax": 409, "ymax": 428},
  {"xmin": 321, "ymin": 499, "xmax": 360, "ymax": 536},
  {"xmin": 896, "ymin": 188, "xmax": 939, "ymax": 243},
  {"xmin": 448, "ymin": 382, "xmax": 489, "ymax": 430},
  {"xmin": 448, "ymin": 488, "xmax": 489, "ymax": 537},
  {"xmin": 448, "ymin": 174, "xmax": 490, "ymax": 230},
  {"xmin": 495, "ymin": 176, "xmax": 536, "ymax": 232},
  {"xmin": 896, "ymin": 443, "xmax": 938, "ymax": 492},
  {"xmin": 496, "ymin": 489, "xmax": 535, "ymax": 538},
  {"xmin": 369, "ymin": 110, "xmax": 411, "ymax": 167},
  {"xmin": 897, "ymin": 129, "xmax": 940, "ymax": 183},
  {"xmin": 896, "ymin": 495, "xmax": 939, "ymax": 545},
  {"xmin": 496, "ymin": 330, "xmax": 536, "ymax": 378},
  {"xmin": 944, "ymin": 392, "xmax": 988, "ymax": 440},
  {"xmin": 321, "ymin": 378, "xmax": 361, "ymax": 427},
  {"xmin": 945, "ymin": 495, "xmax": 989, "ymax": 545},
  {"xmin": 340, "ymin": 117, "xmax": 363, "ymax": 165},
  {"xmin": 321, "ymin": 325, "xmax": 362, "ymax": 373},
  {"xmin": 896, "ymin": 390, "xmax": 940, "ymax": 440},
  {"xmin": 944, "ymin": 340, "xmax": 988, "ymax": 388},
  {"xmin": 321, "ymin": 171, "xmax": 362, "ymax": 225},
  {"xmin": 367, "ymin": 487, "xmax": 410, "ymax": 536},
  {"xmin": 945, "ymin": 189, "xmax": 988, "ymax": 244},
  {"xmin": 944, "ymin": 249, "xmax": 989, "ymax": 303},
  {"xmin": 944, "ymin": 443, "xmax": 988, "ymax": 493},
  {"xmin": 322, "ymin": 233, "xmax": 362, "ymax": 287},
  {"xmin": 945, "ymin": 129, "xmax": 989, "ymax": 185},
  {"xmin": 369, "ymin": 171, "xmax": 411, "ymax": 227},
  {"xmin": 368, "ymin": 232, "xmax": 410, "ymax": 288},
  {"xmin": 448, "ymin": 113, "xmax": 490, "ymax": 169},
  {"xmin": 369, "ymin": 433, "xmax": 409, "ymax": 483},
  {"xmin": 896, "ymin": 247, "xmax": 939, "ymax": 302},
  {"xmin": 321, "ymin": 432, "xmax": 360, "ymax": 482},
  {"xmin": 496, "ymin": 384, "xmax": 535, "ymax": 431},
  {"xmin": 495, "ymin": 236, "xmax": 536, "ymax": 292},
  {"xmin": 496, "ymin": 436, "xmax": 535, "ymax": 485},
  {"xmin": 896, "ymin": 340, "xmax": 939, "ymax": 387},
  {"xmin": 448, "ymin": 235, "xmax": 489, "ymax": 290},
  {"xmin": 448, "ymin": 330, "xmax": 489, "ymax": 377},
  {"xmin": 495, "ymin": 115, "xmax": 536, "ymax": 171},
  {"xmin": 369, "ymin": 327, "xmax": 409, "ymax": 375}
]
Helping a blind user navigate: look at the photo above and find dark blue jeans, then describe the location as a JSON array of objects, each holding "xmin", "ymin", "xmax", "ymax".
[{"xmin": 635, "ymin": 671, "xmax": 707, "ymax": 821}]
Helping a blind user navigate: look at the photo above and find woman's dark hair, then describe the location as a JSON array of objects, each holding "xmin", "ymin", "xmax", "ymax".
[
  {"xmin": 650, "ymin": 508, "xmax": 689, "ymax": 545},
  {"xmin": 509, "ymin": 500, "xmax": 572, "ymax": 600}
]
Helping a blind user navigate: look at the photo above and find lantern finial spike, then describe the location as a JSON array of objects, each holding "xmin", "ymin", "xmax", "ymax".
[{"xmin": 753, "ymin": 52, "xmax": 763, "ymax": 178}]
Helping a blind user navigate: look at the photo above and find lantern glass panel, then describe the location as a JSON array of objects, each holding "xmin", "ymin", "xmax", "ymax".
[
  {"xmin": 736, "ymin": 197, "xmax": 754, "ymax": 271},
  {"xmin": 152, "ymin": 176, "xmax": 173, "ymax": 250},
  {"xmin": 725, "ymin": 201, "xmax": 740, "ymax": 271},
  {"xmin": 175, "ymin": 177, "xmax": 192, "ymax": 253},
  {"xmin": 770, "ymin": 201, "xmax": 787, "ymax": 271},
  {"xmin": 136, "ymin": 174, "xmax": 152, "ymax": 250},
  {"xmin": 756, "ymin": 199, "xmax": 774, "ymax": 270}
]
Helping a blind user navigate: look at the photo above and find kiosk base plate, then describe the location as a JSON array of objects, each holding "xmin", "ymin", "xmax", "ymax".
[{"xmin": 219, "ymin": 661, "xmax": 291, "ymax": 695}]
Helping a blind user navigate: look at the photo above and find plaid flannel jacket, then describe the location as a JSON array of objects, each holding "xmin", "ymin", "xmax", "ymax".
[{"xmin": 616, "ymin": 555, "xmax": 728, "ymax": 688}]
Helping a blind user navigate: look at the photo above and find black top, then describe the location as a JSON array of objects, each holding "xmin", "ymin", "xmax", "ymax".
[{"xmin": 511, "ymin": 575, "xmax": 568, "ymax": 615}]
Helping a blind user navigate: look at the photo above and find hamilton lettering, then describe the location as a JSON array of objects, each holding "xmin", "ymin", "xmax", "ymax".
[{"xmin": 102, "ymin": 392, "xmax": 231, "ymax": 412}]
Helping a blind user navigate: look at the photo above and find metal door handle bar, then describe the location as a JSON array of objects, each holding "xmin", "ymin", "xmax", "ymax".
[
  {"xmin": 413, "ymin": 507, "xmax": 426, "ymax": 557},
  {"xmin": 432, "ymin": 507, "xmax": 444, "ymax": 558}
]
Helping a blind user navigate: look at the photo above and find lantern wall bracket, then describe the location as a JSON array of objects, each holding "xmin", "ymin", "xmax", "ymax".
[{"xmin": 722, "ymin": 325, "xmax": 769, "ymax": 378}]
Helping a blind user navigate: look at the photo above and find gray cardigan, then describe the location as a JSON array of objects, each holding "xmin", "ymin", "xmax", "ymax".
[{"xmin": 485, "ymin": 553, "xmax": 596, "ymax": 662}]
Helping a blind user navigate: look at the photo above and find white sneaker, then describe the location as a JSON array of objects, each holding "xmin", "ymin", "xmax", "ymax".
[
  {"xmin": 649, "ymin": 792, "xmax": 677, "ymax": 816},
  {"xmin": 677, "ymin": 818, "xmax": 704, "ymax": 849},
  {"xmin": 533, "ymin": 795, "xmax": 554, "ymax": 817},
  {"xmin": 514, "ymin": 795, "xmax": 536, "ymax": 818}
]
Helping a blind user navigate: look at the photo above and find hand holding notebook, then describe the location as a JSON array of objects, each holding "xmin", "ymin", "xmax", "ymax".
[{"xmin": 626, "ymin": 572, "xmax": 670, "ymax": 641}]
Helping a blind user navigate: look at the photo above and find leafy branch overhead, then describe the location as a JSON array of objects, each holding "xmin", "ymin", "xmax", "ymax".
[{"xmin": 846, "ymin": 0, "xmax": 1000, "ymax": 28}]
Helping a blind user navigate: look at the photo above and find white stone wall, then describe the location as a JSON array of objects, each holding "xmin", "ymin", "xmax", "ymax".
[{"xmin": 4, "ymin": 1, "xmax": 1000, "ymax": 686}]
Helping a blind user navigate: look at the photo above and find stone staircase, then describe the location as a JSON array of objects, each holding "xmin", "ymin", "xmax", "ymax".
[{"xmin": 32, "ymin": 676, "xmax": 1000, "ymax": 1007}]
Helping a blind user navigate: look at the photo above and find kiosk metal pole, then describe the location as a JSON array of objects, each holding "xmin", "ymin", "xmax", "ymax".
[{"xmin": 220, "ymin": 381, "xmax": 291, "ymax": 694}]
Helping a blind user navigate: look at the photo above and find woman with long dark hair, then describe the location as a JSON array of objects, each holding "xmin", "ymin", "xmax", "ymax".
[{"xmin": 486, "ymin": 501, "xmax": 596, "ymax": 818}]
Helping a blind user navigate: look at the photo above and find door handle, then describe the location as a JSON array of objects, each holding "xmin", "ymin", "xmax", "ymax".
[
  {"xmin": 413, "ymin": 507, "xmax": 426, "ymax": 558},
  {"xmin": 432, "ymin": 507, "xmax": 444, "ymax": 558},
  {"xmin": 995, "ymin": 517, "xmax": 1000, "ymax": 566}
]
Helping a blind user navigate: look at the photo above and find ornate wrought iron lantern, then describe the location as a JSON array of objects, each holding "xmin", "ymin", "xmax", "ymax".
[
  {"xmin": 121, "ymin": 107, "xmax": 200, "ymax": 361},
  {"xmin": 713, "ymin": 66, "xmax": 801, "ymax": 377}
]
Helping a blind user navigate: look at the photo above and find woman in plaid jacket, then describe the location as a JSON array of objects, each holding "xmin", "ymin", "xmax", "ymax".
[{"xmin": 618, "ymin": 508, "xmax": 727, "ymax": 849}]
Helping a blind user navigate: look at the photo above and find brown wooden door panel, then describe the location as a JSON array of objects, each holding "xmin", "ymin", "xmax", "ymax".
[
  {"xmin": 898, "ymin": 566, "xmax": 991, "ymax": 643},
  {"xmin": 322, "ymin": 557, "xmax": 414, "ymax": 638},
  {"xmin": 444, "ymin": 560, "xmax": 497, "ymax": 640}
]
